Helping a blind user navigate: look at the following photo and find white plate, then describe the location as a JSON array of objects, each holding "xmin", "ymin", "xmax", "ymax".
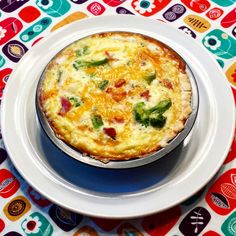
[{"xmin": 1, "ymin": 15, "xmax": 235, "ymax": 218}]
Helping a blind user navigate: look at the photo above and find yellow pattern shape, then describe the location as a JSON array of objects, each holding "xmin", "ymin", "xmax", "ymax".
[
  {"xmin": 226, "ymin": 62, "xmax": 236, "ymax": 87},
  {"xmin": 184, "ymin": 14, "xmax": 211, "ymax": 33},
  {"xmin": 51, "ymin": 12, "xmax": 88, "ymax": 32}
]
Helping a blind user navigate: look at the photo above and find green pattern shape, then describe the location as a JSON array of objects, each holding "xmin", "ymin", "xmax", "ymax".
[
  {"xmin": 217, "ymin": 59, "xmax": 224, "ymax": 68},
  {"xmin": 222, "ymin": 211, "xmax": 236, "ymax": 236},
  {"xmin": 36, "ymin": 0, "xmax": 71, "ymax": 17},
  {"xmin": 21, "ymin": 212, "xmax": 53, "ymax": 236},
  {"xmin": 202, "ymin": 29, "xmax": 236, "ymax": 59},
  {"xmin": 0, "ymin": 55, "xmax": 5, "ymax": 68},
  {"xmin": 20, "ymin": 17, "xmax": 52, "ymax": 42},
  {"xmin": 210, "ymin": 0, "xmax": 236, "ymax": 7}
]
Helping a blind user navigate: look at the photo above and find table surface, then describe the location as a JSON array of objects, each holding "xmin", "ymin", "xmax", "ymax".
[{"xmin": 0, "ymin": 0, "xmax": 235, "ymax": 235}]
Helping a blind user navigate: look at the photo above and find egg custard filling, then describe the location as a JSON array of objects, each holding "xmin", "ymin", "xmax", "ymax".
[{"xmin": 39, "ymin": 32, "xmax": 192, "ymax": 162}]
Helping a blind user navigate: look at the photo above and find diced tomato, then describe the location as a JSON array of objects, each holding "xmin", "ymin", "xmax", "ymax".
[
  {"xmin": 105, "ymin": 50, "xmax": 112, "ymax": 59},
  {"xmin": 58, "ymin": 97, "xmax": 71, "ymax": 116},
  {"xmin": 112, "ymin": 116, "xmax": 124, "ymax": 123},
  {"xmin": 103, "ymin": 127, "xmax": 116, "ymax": 139},
  {"xmin": 105, "ymin": 51, "xmax": 118, "ymax": 61},
  {"xmin": 140, "ymin": 90, "xmax": 150, "ymax": 100},
  {"xmin": 115, "ymin": 79, "xmax": 126, "ymax": 88},
  {"xmin": 162, "ymin": 79, "xmax": 173, "ymax": 89},
  {"xmin": 112, "ymin": 91, "xmax": 127, "ymax": 102},
  {"xmin": 105, "ymin": 87, "xmax": 113, "ymax": 93},
  {"xmin": 106, "ymin": 86, "xmax": 127, "ymax": 102}
]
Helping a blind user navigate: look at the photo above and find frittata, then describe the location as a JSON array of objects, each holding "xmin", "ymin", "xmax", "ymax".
[{"xmin": 38, "ymin": 32, "xmax": 192, "ymax": 162}]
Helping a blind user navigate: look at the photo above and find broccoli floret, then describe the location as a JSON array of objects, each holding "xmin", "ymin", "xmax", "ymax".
[
  {"xmin": 144, "ymin": 71, "xmax": 156, "ymax": 85},
  {"xmin": 133, "ymin": 99, "xmax": 172, "ymax": 128},
  {"xmin": 88, "ymin": 58, "xmax": 109, "ymax": 66},
  {"xmin": 98, "ymin": 80, "xmax": 109, "ymax": 90},
  {"xmin": 133, "ymin": 102, "xmax": 149, "ymax": 126},
  {"xmin": 91, "ymin": 115, "xmax": 104, "ymax": 129},
  {"xmin": 149, "ymin": 99, "xmax": 172, "ymax": 114},
  {"xmin": 73, "ymin": 58, "xmax": 109, "ymax": 70},
  {"xmin": 149, "ymin": 112, "xmax": 167, "ymax": 128}
]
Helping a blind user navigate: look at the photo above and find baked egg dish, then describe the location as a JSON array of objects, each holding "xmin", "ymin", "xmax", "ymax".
[{"xmin": 38, "ymin": 32, "xmax": 192, "ymax": 162}]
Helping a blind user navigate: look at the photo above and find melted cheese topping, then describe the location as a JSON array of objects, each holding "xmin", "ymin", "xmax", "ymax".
[{"xmin": 39, "ymin": 32, "xmax": 192, "ymax": 162}]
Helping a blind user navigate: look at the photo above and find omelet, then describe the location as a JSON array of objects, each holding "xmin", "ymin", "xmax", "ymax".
[{"xmin": 38, "ymin": 32, "xmax": 192, "ymax": 162}]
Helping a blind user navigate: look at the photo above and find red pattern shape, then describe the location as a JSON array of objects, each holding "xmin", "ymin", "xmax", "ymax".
[
  {"xmin": 87, "ymin": 2, "xmax": 106, "ymax": 16},
  {"xmin": 18, "ymin": 6, "xmax": 41, "ymax": 23},
  {"xmin": 91, "ymin": 218, "xmax": 121, "ymax": 231},
  {"xmin": 206, "ymin": 169, "xmax": 236, "ymax": 215},
  {"xmin": 181, "ymin": 0, "xmax": 210, "ymax": 13},
  {"xmin": 203, "ymin": 230, "xmax": 222, "ymax": 236},
  {"xmin": 103, "ymin": 0, "xmax": 127, "ymax": 7},
  {"xmin": 0, "ymin": 169, "xmax": 20, "ymax": 198},
  {"xmin": 0, "ymin": 18, "xmax": 23, "ymax": 46},
  {"xmin": 132, "ymin": 0, "xmax": 171, "ymax": 16},
  {"xmin": 31, "ymin": 37, "xmax": 44, "ymax": 47},
  {"xmin": 0, "ymin": 218, "xmax": 5, "ymax": 233},
  {"xmin": 206, "ymin": 8, "xmax": 224, "ymax": 20},
  {"xmin": 221, "ymin": 8, "xmax": 236, "ymax": 28},
  {"xmin": 28, "ymin": 187, "xmax": 51, "ymax": 207},
  {"xmin": 0, "ymin": 68, "xmax": 12, "ymax": 99}
]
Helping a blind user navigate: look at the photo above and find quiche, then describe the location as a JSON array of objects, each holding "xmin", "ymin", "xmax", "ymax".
[{"xmin": 38, "ymin": 32, "xmax": 192, "ymax": 162}]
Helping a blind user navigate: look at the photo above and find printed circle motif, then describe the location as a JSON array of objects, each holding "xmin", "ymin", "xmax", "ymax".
[
  {"xmin": 8, "ymin": 200, "xmax": 26, "ymax": 216},
  {"xmin": 21, "ymin": 34, "xmax": 29, "ymax": 41},
  {"xmin": 222, "ymin": 33, "xmax": 228, "ymax": 39},
  {"xmin": 164, "ymin": 11, "xmax": 177, "ymax": 20},
  {"xmin": 172, "ymin": 5, "xmax": 185, "ymax": 14},
  {"xmin": 27, "ymin": 220, "xmax": 36, "ymax": 230},
  {"xmin": 199, "ymin": 4, "xmax": 207, "ymax": 11},
  {"xmin": 209, "ymin": 38, "xmax": 217, "ymax": 46},
  {"xmin": 33, "ymin": 25, "xmax": 43, "ymax": 32},
  {"xmin": 40, "ymin": 0, "xmax": 51, "ymax": 7},
  {"xmin": 140, "ymin": 0, "xmax": 150, "ymax": 9}
]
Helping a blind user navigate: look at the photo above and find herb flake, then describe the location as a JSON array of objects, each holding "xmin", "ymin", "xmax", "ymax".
[
  {"xmin": 68, "ymin": 97, "xmax": 81, "ymax": 107},
  {"xmin": 76, "ymin": 46, "xmax": 89, "ymax": 57},
  {"xmin": 98, "ymin": 80, "xmax": 109, "ymax": 90},
  {"xmin": 91, "ymin": 115, "xmax": 104, "ymax": 129}
]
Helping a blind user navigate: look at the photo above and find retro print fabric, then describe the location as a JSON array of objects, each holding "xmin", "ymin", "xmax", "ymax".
[{"xmin": 0, "ymin": 0, "xmax": 235, "ymax": 235}]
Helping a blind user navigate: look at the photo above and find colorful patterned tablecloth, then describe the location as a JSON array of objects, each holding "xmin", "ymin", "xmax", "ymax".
[{"xmin": 0, "ymin": 0, "xmax": 236, "ymax": 235}]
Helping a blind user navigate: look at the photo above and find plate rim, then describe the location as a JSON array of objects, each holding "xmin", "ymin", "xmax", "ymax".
[{"xmin": 1, "ymin": 15, "xmax": 235, "ymax": 218}]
